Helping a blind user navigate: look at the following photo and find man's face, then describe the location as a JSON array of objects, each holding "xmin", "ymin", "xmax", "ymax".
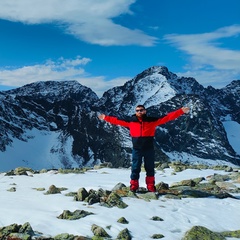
[{"xmin": 135, "ymin": 107, "xmax": 146, "ymax": 117}]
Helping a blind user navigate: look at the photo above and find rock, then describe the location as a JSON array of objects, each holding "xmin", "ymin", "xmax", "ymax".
[
  {"xmin": 178, "ymin": 189, "xmax": 213, "ymax": 198},
  {"xmin": 104, "ymin": 192, "xmax": 128, "ymax": 208},
  {"xmin": 54, "ymin": 233, "xmax": 75, "ymax": 239},
  {"xmin": 155, "ymin": 181, "xmax": 169, "ymax": 191},
  {"xmin": 14, "ymin": 167, "xmax": 34, "ymax": 175},
  {"xmin": 45, "ymin": 185, "xmax": 62, "ymax": 194},
  {"xmin": 7, "ymin": 187, "xmax": 16, "ymax": 192},
  {"xmin": 182, "ymin": 226, "xmax": 225, "ymax": 240},
  {"xmin": 97, "ymin": 188, "xmax": 111, "ymax": 198},
  {"xmin": 34, "ymin": 187, "xmax": 46, "ymax": 191},
  {"xmin": 116, "ymin": 228, "xmax": 132, "ymax": 240},
  {"xmin": 137, "ymin": 192, "xmax": 158, "ymax": 201},
  {"xmin": 151, "ymin": 216, "xmax": 164, "ymax": 221},
  {"xmin": 0, "ymin": 223, "xmax": 19, "ymax": 237},
  {"xmin": 9, "ymin": 232, "xmax": 31, "ymax": 239},
  {"xmin": 215, "ymin": 181, "xmax": 237, "ymax": 190},
  {"xmin": 112, "ymin": 182, "xmax": 127, "ymax": 191},
  {"xmin": 19, "ymin": 222, "xmax": 35, "ymax": 236},
  {"xmin": 171, "ymin": 179, "xmax": 196, "ymax": 187},
  {"xmin": 0, "ymin": 222, "xmax": 35, "ymax": 239},
  {"xmin": 151, "ymin": 233, "xmax": 165, "ymax": 239},
  {"xmin": 117, "ymin": 217, "xmax": 129, "ymax": 224},
  {"xmin": 57, "ymin": 210, "xmax": 94, "ymax": 220},
  {"xmin": 220, "ymin": 230, "xmax": 240, "ymax": 238},
  {"xmin": 85, "ymin": 190, "xmax": 100, "ymax": 205},
  {"xmin": 91, "ymin": 224, "xmax": 110, "ymax": 238},
  {"xmin": 206, "ymin": 173, "xmax": 230, "ymax": 182},
  {"xmin": 76, "ymin": 187, "xmax": 89, "ymax": 201}
]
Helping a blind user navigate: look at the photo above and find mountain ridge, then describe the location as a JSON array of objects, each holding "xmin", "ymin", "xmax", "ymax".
[{"xmin": 0, "ymin": 66, "xmax": 239, "ymax": 171}]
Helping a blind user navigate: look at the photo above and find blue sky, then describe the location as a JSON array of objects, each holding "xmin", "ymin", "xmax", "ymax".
[{"xmin": 0, "ymin": 0, "xmax": 239, "ymax": 96}]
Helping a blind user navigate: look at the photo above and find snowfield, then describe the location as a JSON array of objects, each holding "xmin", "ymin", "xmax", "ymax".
[{"xmin": 0, "ymin": 167, "xmax": 240, "ymax": 239}]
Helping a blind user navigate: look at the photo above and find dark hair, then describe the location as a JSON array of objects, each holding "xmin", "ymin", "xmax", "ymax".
[{"xmin": 136, "ymin": 105, "xmax": 145, "ymax": 109}]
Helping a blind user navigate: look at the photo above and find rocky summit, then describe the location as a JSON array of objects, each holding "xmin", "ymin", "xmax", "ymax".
[{"xmin": 0, "ymin": 66, "xmax": 239, "ymax": 170}]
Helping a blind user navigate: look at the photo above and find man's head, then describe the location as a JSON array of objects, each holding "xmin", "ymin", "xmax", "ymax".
[{"xmin": 135, "ymin": 105, "xmax": 146, "ymax": 118}]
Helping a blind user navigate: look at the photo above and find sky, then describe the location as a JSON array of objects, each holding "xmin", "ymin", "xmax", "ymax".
[
  {"xmin": 0, "ymin": 167, "xmax": 240, "ymax": 239},
  {"xmin": 0, "ymin": 0, "xmax": 240, "ymax": 96}
]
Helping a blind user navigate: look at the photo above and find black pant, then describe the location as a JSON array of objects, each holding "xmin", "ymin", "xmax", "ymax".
[{"xmin": 130, "ymin": 148, "xmax": 155, "ymax": 180}]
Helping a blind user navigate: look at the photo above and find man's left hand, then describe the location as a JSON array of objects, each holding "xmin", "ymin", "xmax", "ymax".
[{"xmin": 181, "ymin": 107, "xmax": 190, "ymax": 114}]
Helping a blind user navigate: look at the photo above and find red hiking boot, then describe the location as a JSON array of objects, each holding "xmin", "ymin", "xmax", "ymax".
[
  {"xmin": 146, "ymin": 176, "xmax": 156, "ymax": 192},
  {"xmin": 130, "ymin": 179, "xmax": 139, "ymax": 192}
]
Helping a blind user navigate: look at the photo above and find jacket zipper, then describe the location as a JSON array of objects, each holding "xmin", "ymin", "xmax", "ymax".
[{"xmin": 140, "ymin": 120, "xmax": 143, "ymax": 137}]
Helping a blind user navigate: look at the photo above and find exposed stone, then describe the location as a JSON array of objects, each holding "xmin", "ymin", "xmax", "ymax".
[
  {"xmin": 97, "ymin": 188, "xmax": 111, "ymax": 198},
  {"xmin": 215, "ymin": 181, "xmax": 237, "ymax": 190},
  {"xmin": 112, "ymin": 182, "xmax": 127, "ymax": 191},
  {"xmin": 91, "ymin": 224, "xmax": 110, "ymax": 238},
  {"xmin": 33, "ymin": 187, "xmax": 46, "ymax": 191},
  {"xmin": 57, "ymin": 210, "xmax": 94, "ymax": 220},
  {"xmin": 220, "ymin": 230, "xmax": 240, "ymax": 238},
  {"xmin": 58, "ymin": 168, "xmax": 85, "ymax": 174},
  {"xmin": 7, "ymin": 187, "xmax": 16, "ymax": 192},
  {"xmin": 206, "ymin": 173, "xmax": 230, "ymax": 183},
  {"xmin": 19, "ymin": 222, "xmax": 35, "ymax": 236},
  {"xmin": 76, "ymin": 187, "xmax": 89, "ymax": 201},
  {"xmin": 85, "ymin": 190, "xmax": 100, "ymax": 205},
  {"xmin": 151, "ymin": 233, "xmax": 165, "ymax": 239},
  {"xmin": 182, "ymin": 226, "xmax": 225, "ymax": 240},
  {"xmin": 45, "ymin": 185, "xmax": 62, "ymax": 194},
  {"xmin": 117, "ymin": 217, "xmax": 129, "ymax": 224},
  {"xmin": 103, "ymin": 192, "xmax": 128, "ymax": 208},
  {"xmin": 171, "ymin": 179, "xmax": 196, "ymax": 187},
  {"xmin": 116, "ymin": 228, "xmax": 132, "ymax": 240},
  {"xmin": 155, "ymin": 181, "xmax": 169, "ymax": 191},
  {"xmin": 137, "ymin": 192, "xmax": 158, "ymax": 201},
  {"xmin": 0, "ymin": 223, "xmax": 20, "ymax": 237},
  {"xmin": 8, "ymin": 232, "xmax": 31, "ymax": 240},
  {"xmin": 151, "ymin": 216, "xmax": 164, "ymax": 221},
  {"xmin": 0, "ymin": 222, "xmax": 35, "ymax": 239},
  {"xmin": 54, "ymin": 233, "xmax": 75, "ymax": 240},
  {"xmin": 14, "ymin": 167, "xmax": 34, "ymax": 175}
]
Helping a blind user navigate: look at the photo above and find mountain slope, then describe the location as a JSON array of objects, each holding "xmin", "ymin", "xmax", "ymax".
[
  {"xmin": 0, "ymin": 68, "xmax": 239, "ymax": 171},
  {"xmin": 96, "ymin": 66, "xmax": 240, "ymax": 165}
]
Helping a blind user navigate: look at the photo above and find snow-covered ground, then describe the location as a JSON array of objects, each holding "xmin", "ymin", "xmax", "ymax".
[
  {"xmin": 0, "ymin": 167, "xmax": 239, "ymax": 239},
  {"xmin": 0, "ymin": 129, "xmax": 81, "ymax": 172}
]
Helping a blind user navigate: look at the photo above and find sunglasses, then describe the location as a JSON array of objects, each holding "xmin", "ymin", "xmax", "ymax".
[{"xmin": 136, "ymin": 109, "xmax": 145, "ymax": 112}]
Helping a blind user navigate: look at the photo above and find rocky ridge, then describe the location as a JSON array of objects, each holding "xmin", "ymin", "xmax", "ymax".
[{"xmin": 0, "ymin": 66, "xmax": 239, "ymax": 170}]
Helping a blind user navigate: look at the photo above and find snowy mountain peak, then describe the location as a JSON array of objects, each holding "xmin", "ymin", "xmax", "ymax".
[
  {"xmin": 6, "ymin": 80, "xmax": 99, "ymax": 102},
  {"xmin": 134, "ymin": 66, "xmax": 177, "ymax": 82},
  {"xmin": 223, "ymin": 80, "xmax": 240, "ymax": 95},
  {"xmin": 96, "ymin": 66, "xmax": 180, "ymax": 115}
]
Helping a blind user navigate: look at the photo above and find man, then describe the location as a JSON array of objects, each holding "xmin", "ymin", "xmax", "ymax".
[{"xmin": 98, "ymin": 105, "xmax": 190, "ymax": 192}]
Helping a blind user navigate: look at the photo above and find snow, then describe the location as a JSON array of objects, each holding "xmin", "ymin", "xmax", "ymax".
[
  {"xmin": 165, "ymin": 151, "xmax": 238, "ymax": 167},
  {"xmin": 0, "ymin": 129, "xmax": 78, "ymax": 172},
  {"xmin": 0, "ymin": 167, "xmax": 240, "ymax": 239},
  {"xmin": 223, "ymin": 120, "xmax": 240, "ymax": 155}
]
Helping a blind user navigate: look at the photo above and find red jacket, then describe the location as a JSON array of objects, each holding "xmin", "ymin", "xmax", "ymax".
[{"xmin": 104, "ymin": 108, "xmax": 184, "ymax": 149}]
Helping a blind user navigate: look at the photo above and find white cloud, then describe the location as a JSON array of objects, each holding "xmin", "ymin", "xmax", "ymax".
[
  {"xmin": 0, "ymin": 56, "xmax": 129, "ymax": 97},
  {"xmin": 164, "ymin": 25, "xmax": 240, "ymax": 87},
  {"xmin": 0, "ymin": 0, "xmax": 157, "ymax": 46}
]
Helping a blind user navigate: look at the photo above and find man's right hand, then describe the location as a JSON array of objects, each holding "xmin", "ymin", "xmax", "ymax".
[{"xmin": 98, "ymin": 114, "xmax": 105, "ymax": 120}]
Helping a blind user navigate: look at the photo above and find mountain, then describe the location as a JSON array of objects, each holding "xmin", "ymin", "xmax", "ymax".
[{"xmin": 0, "ymin": 66, "xmax": 239, "ymax": 171}]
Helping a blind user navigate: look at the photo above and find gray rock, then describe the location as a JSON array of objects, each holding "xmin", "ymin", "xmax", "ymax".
[{"xmin": 182, "ymin": 226, "xmax": 225, "ymax": 240}]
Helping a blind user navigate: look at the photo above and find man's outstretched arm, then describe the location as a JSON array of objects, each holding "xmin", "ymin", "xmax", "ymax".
[{"xmin": 98, "ymin": 114, "xmax": 130, "ymax": 128}]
